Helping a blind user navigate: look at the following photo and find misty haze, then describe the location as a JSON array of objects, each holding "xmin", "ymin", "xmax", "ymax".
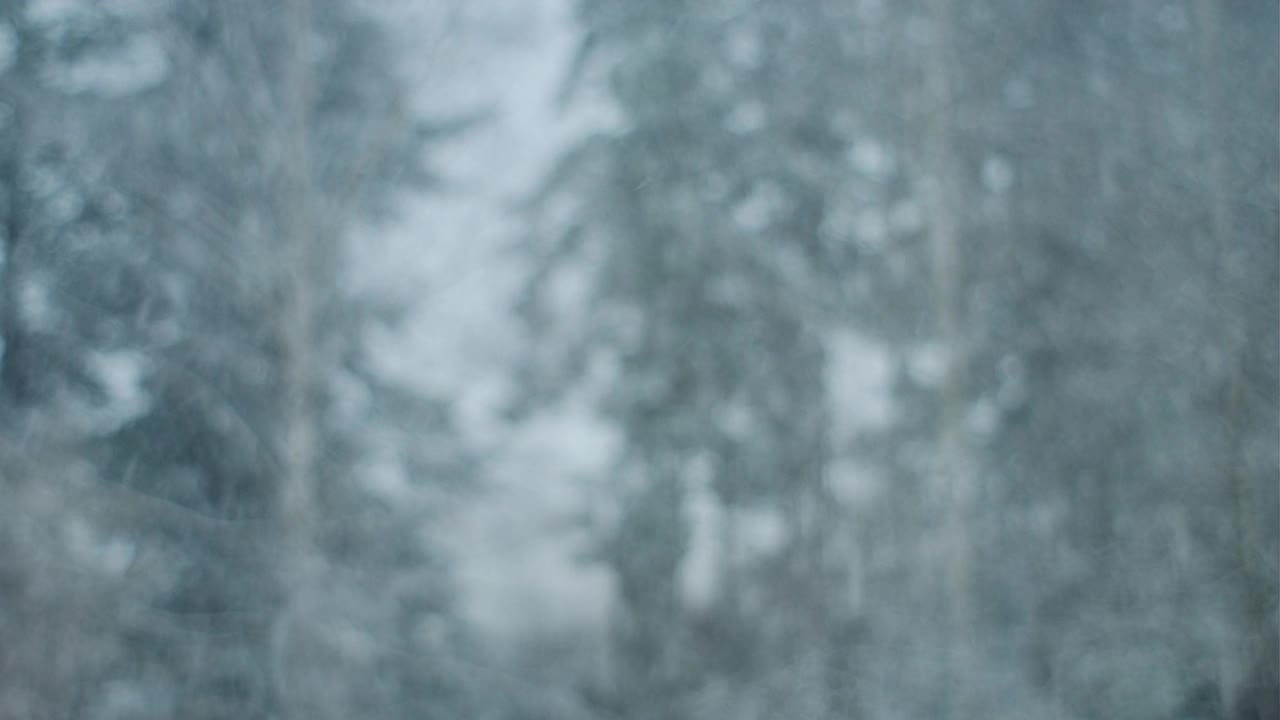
[{"xmin": 0, "ymin": 1, "xmax": 1276, "ymax": 719}]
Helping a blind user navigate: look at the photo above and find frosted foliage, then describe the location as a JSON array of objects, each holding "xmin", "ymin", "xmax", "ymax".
[{"xmin": 48, "ymin": 35, "xmax": 168, "ymax": 96}]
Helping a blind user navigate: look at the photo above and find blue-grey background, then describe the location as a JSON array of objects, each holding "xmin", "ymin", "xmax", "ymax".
[{"xmin": 0, "ymin": 1, "xmax": 1276, "ymax": 718}]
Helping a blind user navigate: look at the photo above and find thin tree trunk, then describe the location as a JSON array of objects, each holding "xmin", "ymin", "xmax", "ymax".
[
  {"xmin": 272, "ymin": 0, "xmax": 323, "ymax": 714},
  {"xmin": 278, "ymin": 0, "xmax": 318, "ymax": 570},
  {"xmin": 1197, "ymin": 3, "xmax": 1276, "ymax": 716},
  {"xmin": 924, "ymin": 0, "xmax": 974, "ymax": 714}
]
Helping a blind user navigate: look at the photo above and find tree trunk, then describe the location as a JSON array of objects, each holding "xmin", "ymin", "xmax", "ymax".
[
  {"xmin": 1197, "ymin": 2, "xmax": 1277, "ymax": 716},
  {"xmin": 271, "ymin": 0, "xmax": 325, "ymax": 714},
  {"xmin": 924, "ymin": 0, "xmax": 975, "ymax": 714}
]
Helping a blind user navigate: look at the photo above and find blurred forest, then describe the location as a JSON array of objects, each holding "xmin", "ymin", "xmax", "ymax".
[{"xmin": 0, "ymin": 1, "xmax": 1276, "ymax": 719}]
